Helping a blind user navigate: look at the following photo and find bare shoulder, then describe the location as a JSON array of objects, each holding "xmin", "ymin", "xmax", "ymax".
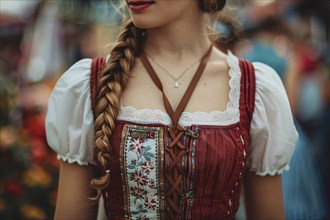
[{"xmin": 206, "ymin": 46, "xmax": 230, "ymax": 76}]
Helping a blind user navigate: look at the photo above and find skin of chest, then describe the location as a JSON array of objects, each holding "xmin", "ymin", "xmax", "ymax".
[{"xmin": 121, "ymin": 49, "xmax": 231, "ymax": 113}]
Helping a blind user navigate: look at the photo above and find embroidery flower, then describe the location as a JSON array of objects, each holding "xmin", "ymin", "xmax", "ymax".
[
  {"xmin": 144, "ymin": 197, "xmax": 158, "ymax": 210},
  {"xmin": 129, "ymin": 138, "xmax": 145, "ymax": 154},
  {"xmin": 130, "ymin": 187, "xmax": 147, "ymax": 200},
  {"xmin": 130, "ymin": 159, "xmax": 137, "ymax": 165},
  {"xmin": 136, "ymin": 213, "xmax": 149, "ymax": 220},
  {"xmin": 141, "ymin": 161, "xmax": 154, "ymax": 174},
  {"xmin": 131, "ymin": 170, "xmax": 148, "ymax": 186},
  {"xmin": 148, "ymin": 179, "xmax": 156, "ymax": 189}
]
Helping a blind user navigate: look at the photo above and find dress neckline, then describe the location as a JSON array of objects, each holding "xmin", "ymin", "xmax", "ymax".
[{"xmin": 118, "ymin": 51, "xmax": 242, "ymax": 127}]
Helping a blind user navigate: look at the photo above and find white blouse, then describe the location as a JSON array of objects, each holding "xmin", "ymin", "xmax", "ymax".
[{"xmin": 45, "ymin": 52, "xmax": 298, "ymax": 176}]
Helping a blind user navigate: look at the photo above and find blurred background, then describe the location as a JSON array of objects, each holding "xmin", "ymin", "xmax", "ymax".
[{"xmin": 0, "ymin": 0, "xmax": 329, "ymax": 219}]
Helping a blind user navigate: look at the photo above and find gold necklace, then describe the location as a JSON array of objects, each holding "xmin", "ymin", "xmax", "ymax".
[{"xmin": 145, "ymin": 53, "xmax": 201, "ymax": 88}]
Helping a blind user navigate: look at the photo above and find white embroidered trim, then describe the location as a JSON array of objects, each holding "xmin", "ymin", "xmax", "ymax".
[
  {"xmin": 117, "ymin": 106, "xmax": 172, "ymax": 125},
  {"xmin": 57, "ymin": 155, "xmax": 96, "ymax": 166},
  {"xmin": 117, "ymin": 51, "xmax": 241, "ymax": 126},
  {"xmin": 252, "ymin": 164, "xmax": 290, "ymax": 176}
]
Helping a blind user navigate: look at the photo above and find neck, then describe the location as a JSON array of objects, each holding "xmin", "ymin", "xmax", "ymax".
[{"xmin": 144, "ymin": 11, "xmax": 212, "ymax": 62}]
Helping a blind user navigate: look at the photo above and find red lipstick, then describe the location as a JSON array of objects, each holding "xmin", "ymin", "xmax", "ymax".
[{"xmin": 127, "ymin": 1, "xmax": 154, "ymax": 11}]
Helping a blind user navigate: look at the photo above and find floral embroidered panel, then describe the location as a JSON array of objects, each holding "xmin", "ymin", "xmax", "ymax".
[{"xmin": 120, "ymin": 124, "xmax": 165, "ymax": 219}]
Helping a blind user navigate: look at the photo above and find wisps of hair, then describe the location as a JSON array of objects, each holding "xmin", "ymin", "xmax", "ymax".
[
  {"xmin": 199, "ymin": 0, "xmax": 240, "ymax": 50},
  {"xmin": 90, "ymin": 19, "xmax": 144, "ymax": 200},
  {"xmin": 214, "ymin": 11, "xmax": 240, "ymax": 50}
]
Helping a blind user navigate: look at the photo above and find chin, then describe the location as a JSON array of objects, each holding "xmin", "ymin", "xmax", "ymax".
[{"xmin": 130, "ymin": 17, "xmax": 159, "ymax": 29}]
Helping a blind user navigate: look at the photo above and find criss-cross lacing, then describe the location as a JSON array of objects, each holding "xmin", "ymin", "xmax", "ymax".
[{"xmin": 140, "ymin": 46, "xmax": 213, "ymax": 219}]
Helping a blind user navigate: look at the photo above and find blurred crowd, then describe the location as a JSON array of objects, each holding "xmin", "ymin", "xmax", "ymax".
[
  {"xmin": 0, "ymin": 0, "xmax": 329, "ymax": 219},
  {"xmin": 231, "ymin": 1, "xmax": 329, "ymax": 219}
]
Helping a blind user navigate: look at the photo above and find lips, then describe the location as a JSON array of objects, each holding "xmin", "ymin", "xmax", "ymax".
[{"xmin": 127, "ymin": 0, "xmax": 155, "ymax": 11}]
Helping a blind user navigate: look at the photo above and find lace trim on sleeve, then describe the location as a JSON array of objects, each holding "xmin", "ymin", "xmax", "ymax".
[
  {"xmin": 250, "ymin": 164, "xmax": 290, "ymax": 176},
  {"xmin": 57, "ymin": 155, "xmax": 97, "ymax": 166}
]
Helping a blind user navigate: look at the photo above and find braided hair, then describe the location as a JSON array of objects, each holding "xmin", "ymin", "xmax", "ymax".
[{"xmin": 90, "ymin": 20, "xmax": 145, "ymax": 199}]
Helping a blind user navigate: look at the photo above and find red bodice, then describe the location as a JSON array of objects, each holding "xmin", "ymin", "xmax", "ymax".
[{"xmin": 99, "ymin": 60, "xmax": 256, "ymax": 220}]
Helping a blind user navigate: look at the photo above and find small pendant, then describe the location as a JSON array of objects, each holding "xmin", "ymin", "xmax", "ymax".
[{"xmin": 174, "ymin": 80, "xmax": 179, "ymax": 88}]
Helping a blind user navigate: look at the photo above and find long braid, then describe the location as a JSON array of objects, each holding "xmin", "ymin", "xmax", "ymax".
[{"xmin": 90, "ymin": 20, "xmax": 144, "ymax": 199}]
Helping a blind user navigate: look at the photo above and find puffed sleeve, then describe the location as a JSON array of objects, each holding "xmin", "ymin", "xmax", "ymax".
[
  {"xmin": 45, "ymin": 59, "xmax": 96, "ymax": 165},
  {"xmin": 248, "ymin": 62, "xmax": 298, "ymax": 176}
]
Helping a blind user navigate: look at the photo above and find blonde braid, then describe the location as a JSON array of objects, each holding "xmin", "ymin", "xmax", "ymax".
[{"xmin": 90, "ymin": 20, "xmax": 144, "ymax": 199}]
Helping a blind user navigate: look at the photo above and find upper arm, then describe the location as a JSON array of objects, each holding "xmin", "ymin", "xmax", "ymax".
[
  {"xmin": 243, "ymin": 171, "xmax": 285, "ymax": 220},
  {"xmin": 45, "ymin": 59, "xmax": 99, "ymax": 219},
  {"xmin": 54, "ymin": 161, "xmax": 98, "ymax": 220}
]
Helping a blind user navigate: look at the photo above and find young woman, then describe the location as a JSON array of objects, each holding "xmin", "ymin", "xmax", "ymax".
[{"xmin": 46, "ymin": 0, "xmax": 298, "ymax": 219}]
